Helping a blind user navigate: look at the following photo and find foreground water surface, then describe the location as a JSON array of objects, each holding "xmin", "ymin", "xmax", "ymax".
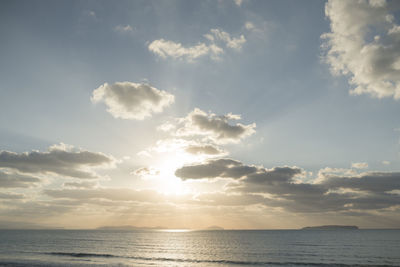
[{"xmin": 0, "ymin": 229, "xmax": 399, "ymax": 266}]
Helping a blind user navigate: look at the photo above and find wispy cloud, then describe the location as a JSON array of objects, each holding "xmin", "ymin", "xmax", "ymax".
[
  {"xmin": 114, "ymin": 24, "xmax": 134, "ymax": 34},
  {"xmin": 149, "ymin": 28, "xmax": 246, "ymax": 62}
]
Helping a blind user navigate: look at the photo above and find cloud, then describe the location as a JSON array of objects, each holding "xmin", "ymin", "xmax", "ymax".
[
  {"xmin": 0, "ymin": 192, "xmax": 25, "ymax": 200},
  {"xmin": 148, "ymin": 39, "xmax": 222, "ymax": 62},
  {"xmin": 149, "ymin": 28, "xmax": 246, "ymax": 62},
  {"xmin": 185, "ymin": 145, "xmax": 223, "ymax": 155},
  {"xmin": 351, "ymin": 162, "xmax": 369, "ymax": 169},
  {"xmin": 143, "ymin": 137, "xmax": 226, "ymax": 157},
  {"xmin": 322, "ymin": 0, "xmax": 400, "ymax": 99},
  {"xmin": 175, "ymin": 158, "xmax": 259, "ymax": 180},
  {"xmin": 175, "ymin": 157, "xmax": 400, "ymax": 213},
  {"xmin": 0, "ymin": 170, "xmax": 41, "ymax": 188},
  {"xmin": 63, "ymin": 181, "xmax": 98, "ymax": 189},
  {"xmin": 162, "ymin": 108, "xmax": 256, "ymax": 144},
  {"xmin": 320, "ymin": 171, "xmax": 400, "ymax": 194},
  {"xmin": 91, "ymin": 82, "xmax": 174, "ymax": 120},
  {"xmin": 133, "ymin": 167, "xmax": 160, "ymax": 176},
  {"xmin": 114, "ymin": 24, "xmax": 134, "ymax": 33},
  {"xmin": 234, "ymin": 0, "xmax": 243, "ymax": 6},
  {"xmin": 44, "ymin": 188, "xmax": 168, "ymax": 203},
  {"xmin": 206, "ymin": 29, "xmax": 246, "ymax": 50},
  {"xmin": 0, "ymin": 144, "xmax": 113, "ymax": 179}
]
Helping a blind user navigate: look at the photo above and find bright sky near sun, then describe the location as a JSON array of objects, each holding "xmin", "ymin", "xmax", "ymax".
[{"xmin": 0, "ymin": 0, "xmax": 400, "ymax": 229}]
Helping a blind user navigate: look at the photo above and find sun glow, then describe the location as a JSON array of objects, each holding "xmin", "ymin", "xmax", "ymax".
[
  {"xmin": 153, "ymin": 152, "xmax": 197, "ymax": 195},
  {"xmin": 137, "ymin": 138, "xmax": 215, "ymax": 195}
]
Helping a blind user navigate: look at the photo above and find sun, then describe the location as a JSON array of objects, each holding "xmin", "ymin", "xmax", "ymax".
[{"xmin": 150, "ymin": 151, "xmax": 198, "ymax": 195}]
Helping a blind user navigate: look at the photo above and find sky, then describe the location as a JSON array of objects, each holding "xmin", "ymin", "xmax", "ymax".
[{"xmin": 0, "ymin": 0, "xmax": 400, "ymax": 229}]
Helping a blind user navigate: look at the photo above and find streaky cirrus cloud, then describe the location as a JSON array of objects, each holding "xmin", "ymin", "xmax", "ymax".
[
  {"xmin": 160, "ymin": 108, "xmax": 256, "ymax": 144},
  {"xmin": 148, "ymin": 27, "xmax": 246, "ymax": 62},
  {"xmin": 0, "ymin": 143, "xmax": 114, "ymax": 179},
  {"xmin": 91, "ymin": 82, "xmax": 174, "ymax": 120},
  {"xmin": 322, "ymin": 0, "xmax": 400, "ymax": 99},
  {"xmin": 63, "ymin": 181, "xmax": 98, "ymax": 189},
  {"xmin": 0, "ymin": 192, "xmax": 25, "ymax": 199}
]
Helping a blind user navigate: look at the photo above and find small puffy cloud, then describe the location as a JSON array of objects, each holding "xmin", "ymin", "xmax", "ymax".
[
  {"xmin": 322, "ymin": 0, "xmax": 400, "ymax": 99},
  {"xmin": 87, "ymin": 10, "xmax": 96, "ymax": 19},
  {"xmin": 0, "ymin": 170, "xmax": 40, "ymax": 188},
  {"xmin": 174, "ymin": 108, "xmax": 256, "ymax": 144},
  {"xmin": 133, "ymin": 167, "xmax": 160, "ymax": 177},
  {"xmin": 351, "ymin": 162, "xmax": 369, "ymax": 169},
  {"xmin": 114, "ymin": 24, "xmax": 134, "ymax": 33},
  {"xmin": 245, "ymin": 22, "xmax": 255, "ymax": 31},
  {"xmin": 0, "ymin": 144, "xmax": 114, "ymax": 179},
  {"xmin": 149, "ymin": 28, "xmax": 246, "ymax": 62},
  {"xmin": 234, "ymin": 0, "xmax": 243, "ymax": 6},
  {"xmin": 91, "ymin": 82, "xmax": 174, "ymax": 120}
]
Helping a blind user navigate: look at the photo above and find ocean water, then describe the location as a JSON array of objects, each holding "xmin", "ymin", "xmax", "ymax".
[{"xmin": 0, "ymin": 229, "xmax": 399, "ymax": 266}]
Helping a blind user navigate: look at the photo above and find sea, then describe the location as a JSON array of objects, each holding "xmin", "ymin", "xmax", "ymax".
[{"xmin": 0, "ymin": 229, "xmax": 399, "ymax": 266}]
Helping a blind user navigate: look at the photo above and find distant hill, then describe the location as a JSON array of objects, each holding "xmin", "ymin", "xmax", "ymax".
[
  {"xmin": 96, "ymin": 225, "xmax": 164, "ymax": 230},
  {"xmin": 302, "ymin": 225, "xmax": 358, "ymax": 230},
  {"xmin": 204, "ymin": 225, "xmax": 224, "ymax": 230}
]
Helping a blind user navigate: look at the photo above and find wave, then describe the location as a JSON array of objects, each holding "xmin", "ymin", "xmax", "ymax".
[
  {"xmin": 44, "ymin": 252, "xmax": 397, "ymax": 266},
  {"xmin": 47, "ymin": 252, "xmax": 116, "ymax": 258}
]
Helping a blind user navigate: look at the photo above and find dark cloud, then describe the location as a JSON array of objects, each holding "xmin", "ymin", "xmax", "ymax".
[
  {"xmin": 175, "ymin": 158, "xmax": 257, "ymax": 180},
  {"xmin": 0, "ymin": 144, "xmax": 114, "ymax": 179},
  {"xmin": 0, "ymin": 192, "xmax": 25, "ymax": 199},
  {"xmin": 0, "ymin": 170, "xmax": 40, "ymax": 188},
  {"xmin": 321, "ymin": 172, "xmax": 400, "ymax": 193},
  {"xmin": 175, "ymin": 158, "xmax": 400, "ymax": 213},
  {"xmin": 185, "ymin": 145, "xmax": 223, "ymax": 155}
]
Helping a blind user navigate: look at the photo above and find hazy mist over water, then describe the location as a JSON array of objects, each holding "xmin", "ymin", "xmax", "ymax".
[{"xmin": 0, "ymin": 229, "xmax": 399, "ymax": 266}]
